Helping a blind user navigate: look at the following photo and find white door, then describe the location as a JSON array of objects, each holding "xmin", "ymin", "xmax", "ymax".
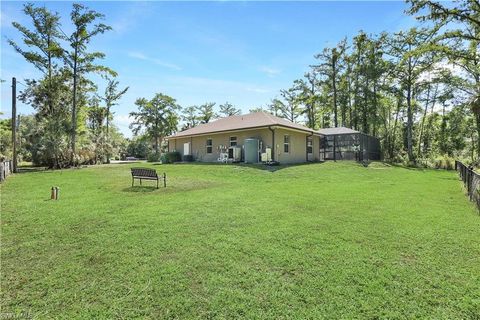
[
  {"xmin": 183, "ymin": 142, "xmax": 190, "ymax": 156},
  {"xmin": 307, "ymin": 137, "xmax": 313, "ymax": 161}
]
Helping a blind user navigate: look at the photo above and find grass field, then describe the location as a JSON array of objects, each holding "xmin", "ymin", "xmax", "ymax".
[{"xmin": 1, "ymin": 161, "xmax": 479, "ymax": 319}]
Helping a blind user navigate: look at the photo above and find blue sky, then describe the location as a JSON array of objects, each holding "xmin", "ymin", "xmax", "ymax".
[{"xmin": 1, "ymin": 1, "xmax": 416, "ymax": 137}]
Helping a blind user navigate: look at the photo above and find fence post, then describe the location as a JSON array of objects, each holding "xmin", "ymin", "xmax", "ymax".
[{"xmin": 469, "ymin": 169, "xmax": 472, "ymax": 196}]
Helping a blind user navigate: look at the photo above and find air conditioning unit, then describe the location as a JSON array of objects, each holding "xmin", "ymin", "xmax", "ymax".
[
  {"xmin": 228, "ymin": 146, "xmax": 242, "ymax": 162},
  {"xmin": 261, "ymin": 147, "xmax": 272, "ymax": 162}
]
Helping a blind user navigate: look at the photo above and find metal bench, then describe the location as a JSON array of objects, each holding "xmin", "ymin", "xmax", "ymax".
[{"xmin": 131, "ymin": 168, "xmax": 166, "ymax": 189}]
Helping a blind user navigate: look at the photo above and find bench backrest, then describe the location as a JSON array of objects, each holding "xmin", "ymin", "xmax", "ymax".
[{"xmin": 131, "ymin": 167, "xmax": 158, "ymax": 178}]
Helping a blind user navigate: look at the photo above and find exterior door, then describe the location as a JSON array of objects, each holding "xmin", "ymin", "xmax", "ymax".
[
  {"xmin": 307, "ymin": 136, "xmax": 313, "ymax": 161},
  {"xmin": 319, "ymin": 136, "xmax": 326, "ymax": 161},
  {"xmin": 183, "ymin": 142, "xmax": 190, "ymax": 156}
]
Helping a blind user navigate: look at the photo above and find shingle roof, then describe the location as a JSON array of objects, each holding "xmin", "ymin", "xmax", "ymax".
[
  {"xmin": 168, "ymin": 112, "xmax": 318, "ymax": 138},
  {"xmin": 317, "ymin": 127, "xmax": 360, "ymax": 135}
]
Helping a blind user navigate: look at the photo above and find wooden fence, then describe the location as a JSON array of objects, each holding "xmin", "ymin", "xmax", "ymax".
[
  {"xmin": 455, "ymin": 160, "xmax": 480, "ymax": 211},
  {"xmin": 0, "ymin": 160, "xmax": 13, "ymax": 182}
]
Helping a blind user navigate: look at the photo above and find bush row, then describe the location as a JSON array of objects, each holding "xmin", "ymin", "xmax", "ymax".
[{"xmin": 142, "ymin": 152, "xmax": 197, "ymax": 163}]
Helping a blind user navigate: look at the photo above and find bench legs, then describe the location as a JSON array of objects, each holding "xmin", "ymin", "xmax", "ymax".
[{"xmin": 131, "ymin": 174, "xmax": 165, "ymax": 189}]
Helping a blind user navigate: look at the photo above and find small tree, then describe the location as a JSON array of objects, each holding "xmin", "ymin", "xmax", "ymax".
[
  {"xmin": 313, "ymin": 39, "xmax": 347, "ymax": 127},
  {"xmin": 279, "ymin": 88, "xmax": 303, "ymax": 123},
  {"xmin": 182, "ymin": 106, "xmax": 200, "ymax": 130},
  {"xmin": 196, "ymin": 102, "xmax": 217, "ymax": 124},
  {"xmin": 101, "ymin": 76, "xmax": 128, "ymax": 163},
  {"xmin": 219, "ymin": 102, "xmax": 241, "ymax": 117},
  {"xmin": 129, "ymin": 93, "xmax": 180, "ymax": 155}
]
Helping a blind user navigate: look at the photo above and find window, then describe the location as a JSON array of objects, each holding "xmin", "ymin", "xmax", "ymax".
[
  {"xmin": 307, "ymin": 137, "xmax": 313, "ymax": 154},
  {"xmin": 230, "ymin": 136, "xmax": 237, "ymax": 147},
  {"xmin": 206, "ymin": 139, "xmax": 213, "ymax": 154},
  {"xmin": 283, "ymin": 135, "xmax": 290, "ymax": 153}
]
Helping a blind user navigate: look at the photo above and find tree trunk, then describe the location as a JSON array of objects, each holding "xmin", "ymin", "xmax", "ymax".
[
  {"xmin": 332, "ymin": 55, "xmax": 338, "ymax": 128},
  {"xmin": 372, "ymin": 81, "xmax": 378, "ymax": 137},
  {"xmin": 311, "ymin": 81, "xmax": 316, "ymax": 129},
  {"xmin": 476, "ymin": 113, "xmax": 480, "ymax": 159},
  {"xmin": 71, "ymin": 44, "xmax": 78, "ymax": 166},
  {"xmin": 406, "ymin": 56, "xmax": 414, "ymax": 162},
  {"xmin": 347, "ymin": 67, "xmax": 353, "ymax": 128},
  {"xmin": 106, "ymin": 105, "xmax": 110, "ymax": 164},
  {"xmin": 363, "ymin": 78, "xmax": 369, "ymax": 135},
  {"xmin": 390, "ymin": 95, "xmax": 402, "ymax": 160},
  {"xmin": 417, "ymin": 84, "xmax": 431, "ymax": 158}
]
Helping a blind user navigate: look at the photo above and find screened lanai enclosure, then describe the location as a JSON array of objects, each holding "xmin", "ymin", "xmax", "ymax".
[{"xmin": 318, "ymin": 127, "xmax": 381, "ymax": 161}]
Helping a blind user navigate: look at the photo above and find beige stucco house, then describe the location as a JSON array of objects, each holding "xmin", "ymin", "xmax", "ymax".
[{"xmin": 166, "ymin": 112, "xmax": 324, "ymax": 164}]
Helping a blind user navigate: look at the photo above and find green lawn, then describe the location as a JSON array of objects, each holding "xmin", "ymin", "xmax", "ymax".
[{"xmin": 1, "ymin": 162, "xmax": 479, "ymax": 319}]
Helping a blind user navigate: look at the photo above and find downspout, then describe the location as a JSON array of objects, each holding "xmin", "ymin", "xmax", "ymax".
[{"xmin": 269, "ymin": 126, "xmax": 275, "ymax": 162}]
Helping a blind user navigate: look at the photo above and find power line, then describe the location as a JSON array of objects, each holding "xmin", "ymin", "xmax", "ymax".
[{"xmin": 15, "ymin": 80, "xmax": 27, "ymax": 87}]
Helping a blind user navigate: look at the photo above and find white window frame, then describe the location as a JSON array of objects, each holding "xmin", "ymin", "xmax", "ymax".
[
  {"xmin": 230, "ymin": 136, "xmax": 237, "ymax": 147},
  {"xmin": 284, "ymin": 135, "xmax": 290, "ymax": 153},
  {"xmin": 206, "ymin": 138, "xmax": 213, "ymax": 154},
  {"xmin": 307, "ymin": 136, "xmax": 313, "ymax": 154}
]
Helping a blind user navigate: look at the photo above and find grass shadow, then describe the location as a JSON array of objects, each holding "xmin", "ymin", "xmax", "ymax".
[
  {"xmin": 240, "ymin": 162, "xmax": 324, "ymax": 172},
  {"xmin": 388, "ymin": 163, "xmax": 428, "ymax": 172},
  {"xmin": 17, "ymin": 166, "xmax": 48, "ymax": 173},
  {"xmin": 122, "ymin": 186, "xmax": 159, "ymax": 193},
  {"xmin": 110, "ymin": 161, "xmax": 144, "ymax": 165},
  {"xmin": 157, "ymin": 161, "xmax": 325, "ymax": 172}
]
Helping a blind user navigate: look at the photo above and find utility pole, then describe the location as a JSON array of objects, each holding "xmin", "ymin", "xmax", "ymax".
[{"xmin": 12, "ymin": 77, "xmax": 17, "ymax": 173}]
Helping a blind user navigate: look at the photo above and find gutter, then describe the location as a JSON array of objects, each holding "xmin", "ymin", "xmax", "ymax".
[{"xmin": 167, "ymin": 124, "xmax": 321, "ymax": 140}]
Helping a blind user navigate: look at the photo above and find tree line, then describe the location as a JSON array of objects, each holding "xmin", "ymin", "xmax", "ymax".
[{"xmin": 263, "ymin": 0, "xmax": 479, "ymax": 164}]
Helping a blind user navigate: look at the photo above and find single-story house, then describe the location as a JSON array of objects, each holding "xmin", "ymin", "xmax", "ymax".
[{"xmin": 166, "ymin": 112, "xmax": 380, "ymax": 164}]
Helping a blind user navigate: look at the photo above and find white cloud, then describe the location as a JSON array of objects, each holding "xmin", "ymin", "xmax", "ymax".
[
  {"xmin": 246, "ymin": 87, "xmax": 270, "ymax": 93},
  {"xmin": 0, "ymin": 10, "xmax": 18, "ymax": 29},
  {"xmin": 128, "ymin": 51, "xmax": 182, "ymax": 71},
  {"xmin": 418, "ymin": 60, "xmax": 464, "ymax": 83},
  {"xmin": 114, "ymin": 114, "xmax": 133, "ymax": 126},
  {"xmin": 259, "ymin": 66, "xmax": 281, "ymax": 77},
  {"xmin": 110, "ymin": 2, "xmax": 154, "ymax": 35},
  {"xmin": 112, "ymin": 114, "xmax": 134, "ymax": 137}
]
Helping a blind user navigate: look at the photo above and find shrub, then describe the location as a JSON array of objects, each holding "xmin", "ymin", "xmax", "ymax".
[
  {"xmin": 160, "ymin": 152, "xmax": 181, "ymax": 164},
  {"xmin": 183, "ymin": 155, "xmax": 194, "ymax": 162},
  {"xmin": 168, "ymin": 152, "xmax": 181, "ymax": 163},
  {"xmin": 147, "ymin": 153, "xmax": 161, "ymax": 162},
  {"xmin": 160, "ymin": 153, "xmax": 168, "ymax": 164},
  {"xmin": 434, "ymin": 155, "xmax": 455, "ymax": 170}
]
